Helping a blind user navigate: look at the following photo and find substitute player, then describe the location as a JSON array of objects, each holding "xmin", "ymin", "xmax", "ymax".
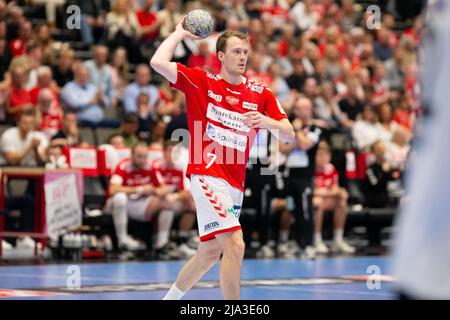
[{"xmin": 150, "ymin": 18, "xmax": 295, "ymax": 300}]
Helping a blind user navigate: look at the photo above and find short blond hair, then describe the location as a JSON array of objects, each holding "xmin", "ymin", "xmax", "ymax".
[{"xmin": 216, "ymin": 31, "xmax": 249, "ymax": 56}]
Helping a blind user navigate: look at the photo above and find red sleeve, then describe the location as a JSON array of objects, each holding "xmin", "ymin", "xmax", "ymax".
[
  {"xmin": 169, "ymin": 63, "xmax": 205, "ymax": 94},
  {"xmin": 262, "ymin": 88, "xmax": 288, "ymax": 121}
]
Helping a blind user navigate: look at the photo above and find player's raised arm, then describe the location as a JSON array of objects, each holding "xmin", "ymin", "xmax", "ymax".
[{"xmin": 150, "ymin": 18, "xmax": 201, "ymax": 84}]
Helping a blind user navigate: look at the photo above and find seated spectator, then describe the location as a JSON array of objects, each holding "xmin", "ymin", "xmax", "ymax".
[
  {"xmin": 76, "ymin": 0, "xmax": 110, "ymax": 45},
  {"xmin": 377, "ymin": 103, "xmax": 399, "ymax": 143},
  {"xmin": 149, "ymin": 119, "xmax": 167, "ymax": 161},
  {"xmin": 352, "ymin": 105, "xmax": 382, "ymax": 151},
  {"xmin": 313, "ymin": 141, "xmax": 355, "ymax": 254},
  {"xmin": 386, "ymin": 127, "xmax": 411, "ymax": 172},
  {"xmin": 136, "ymin": 0, "xmax": 162, "ymax": 54},
  {"xmin": 33, "ymin": 24, "xmax": 55, "ymax": 65},
  {"xmin": 36, "ymin": 88, "xmax": 62, "ymax": 139},
  {"xmin": 314, "ymin": 81, "xmax": 344, "ymax": 131},
  {"xmin": 51, "ymin": 48, "xmax": 75, "ymax": 88},
  {"xmin": 136, "ymin": 91, "xmax": 154, "ymax": 143},
  {"xmin": 61, "ymin": 64, "xmax": 106, "ymax": 126},
  {"xmin": 108, "ymin": 47, "xmax": 129, "ymax": 108},
  {"xmin": 9, "ymin": 20, "xmax": 32, "ymax": 57},
  {"xmin": 393, "ymin": 96, "xmax": 415, "ymax": 132},
  {"xmin": 85, "ymin": 45, "xmax": 114, "ymax": 109},
  {"xmin": 51, "ymin": 111, "xmax": 84, "ymax": 147},
  {"xmin": 187, "ymin": 40, "xmax": 221, "ymax": 74},
  {"xmin": 0, "ymin": 108, "xmax": 48, "ymax": 167},
  {"xmin": 5, "ymin": 64, "xmax": 33, "ymax": 122},
  {"xmin": 337, "ymin": 78, "xmax": 365, "ymax": 129},
  {"xmin": 108, "ymin": 133, "xmax": 125, "ymax": 148},
  {"xmin": 45, "ymin": 144, "xmax": 68, "ymax": 169},
  {"xmin": 29, "ymin": 66, "xmax": 59, "ymax": 105},
  {"xmin": 30, "ymin": 0, "xmax": 65, "ymax": 28},
  {"xmin": 108, "ymin": 112, "xmax": 139, "ymax": 148},
  {"xmin": 106, "ymin": 0, "xmax": 142, "ymax": 63},
  {"xmin": 122, "ymin": 64, "xmax": 159, "ymax": 113},
  {"xmin": 104, "ymin": 141, "xmax": 171, "ymax": 251},
  {"xmin": 6, "ymin": 5, "xmax": 24, "ymax": 41},
  {"xmin": 384, "ymin": 47, "xmax": 406, "ymax": 91},
  {"xmin": 362, "ymin": 141, "xmax": 400, "ymax": 207},
  {"xmin": 286, "ymin": 59, "xmax": 306, "ymax": 92}
]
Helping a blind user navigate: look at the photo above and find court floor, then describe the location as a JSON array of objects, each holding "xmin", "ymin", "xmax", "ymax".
[{"xmin": 0, "ymin": 256, "xmax": 396, "ymax": 300}]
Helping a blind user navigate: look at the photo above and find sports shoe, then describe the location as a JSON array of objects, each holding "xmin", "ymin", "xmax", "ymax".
[
  {"xmin": 256, "ymin": 244, "xmax": 275, "ymax": 259},
  {"xmin": 178, "ymin": 243, "xmax": 196, "ymax": 259},
  {"xmin": 155, "ymin": 244, "xmax": 173, "ymax": 260},
  {"xmin": 119, "ymin": 236, "xmax": 145, "ymax": 251},
  {"xmin": 301, "ymin": 245, "xmax": 317, "ymax": 260},
  {"xmin": 2, "ymin": 240, "xmax": 13, "ymax": 251},
  {"xmin": 331, "ymin": 240, "xmax": 356, "ymax": 254},
  {"xmin": 313, "ymin": 240, "xmax": 329, "ymax": 254},
  {"xmin": 16, "ymin": 236, "xmax": 42, "ymax": 250}
]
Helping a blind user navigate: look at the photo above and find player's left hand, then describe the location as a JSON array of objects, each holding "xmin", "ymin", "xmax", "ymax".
[{"xmin": 243, "ymin": 111, "xmax": 274, "ymax": 129}]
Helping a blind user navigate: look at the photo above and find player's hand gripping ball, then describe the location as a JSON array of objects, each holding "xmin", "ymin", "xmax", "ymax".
[{"xmin": 183, "ymin": 9, "xmax": 214, "ymax": 39}]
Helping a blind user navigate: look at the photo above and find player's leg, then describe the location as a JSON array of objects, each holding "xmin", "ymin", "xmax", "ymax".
[
  {"xmin": 313, "ymin": 195, "xmax": 329, "ymax": 254},
  {"xmin": 163, "ymin": 238, "xmax": 222, "ymax": 300},
  {"xmin": 215, "ymin": 229, "xmax": 245, "ymax": 300},
  {"xmin": 108, "ymin": 192, "xmax": 134, "ymax": 249},
  {"xmin": 331, "ymin": 188, "xmax": 355, "ymax": 253}
]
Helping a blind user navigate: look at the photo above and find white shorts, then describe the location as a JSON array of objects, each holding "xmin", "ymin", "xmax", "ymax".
[
  {"xmin": 190, "ymin": 174, "xmax": 243, "ymax": 242},
  {"xmin": 104, "ymin": 194, "xmax": 155, "ymax": 222}
]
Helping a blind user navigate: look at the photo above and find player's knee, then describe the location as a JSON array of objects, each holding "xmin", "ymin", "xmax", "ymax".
[
  {"xmin": 112, "ymin": 192, "xmax": 127, "ymax": 207},
  {"xmin": 204, "ymin": 246, "xmax": 222, "ymax": 263},
  {"xmin": 224, "ymin": 237, "xmax": 245, "ymax": 261}
]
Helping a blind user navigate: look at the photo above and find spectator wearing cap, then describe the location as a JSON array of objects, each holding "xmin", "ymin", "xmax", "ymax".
[{"xmin": 122, "ymin": 64, "xmax": 159, "ymax": 114}]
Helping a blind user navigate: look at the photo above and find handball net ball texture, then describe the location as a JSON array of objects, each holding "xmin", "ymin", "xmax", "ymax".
[{"xmin": 183, "ymin": 9, "xmax": 214, "ymax": 39}]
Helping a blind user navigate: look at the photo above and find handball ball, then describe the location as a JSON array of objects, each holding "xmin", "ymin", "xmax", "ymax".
[{"xmin": 184, "ymin": 9, "xmax": 214, "ymax": 39}]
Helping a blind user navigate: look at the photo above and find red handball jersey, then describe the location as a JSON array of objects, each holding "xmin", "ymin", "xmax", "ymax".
[
  {"xmin": 154, "ymin": 160, "xmax": 185, "ymax": 192},
  {"xmin": 315, "ymin": 163, "xmax": 339, "ymax": 189},
  {"xmin": 170, "ymin": 63, "xmax": 288, "ymax": 191},
  {"xmin": 110, "ymin": 158, "xmax": 163, "ymax": 189}
]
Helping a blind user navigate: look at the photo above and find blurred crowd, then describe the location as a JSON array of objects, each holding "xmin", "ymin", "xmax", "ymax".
[{"xmin": 0, "ymin": 0, "xmax": 423, "ymax": 259}]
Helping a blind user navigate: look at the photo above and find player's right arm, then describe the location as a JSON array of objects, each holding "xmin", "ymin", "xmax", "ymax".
[{"xmin": 150, "ymin": 18, "xmax": 200, "ymax": 84}]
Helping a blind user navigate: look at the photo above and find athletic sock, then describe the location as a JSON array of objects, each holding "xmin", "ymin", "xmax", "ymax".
[{"xmin": 162, "ymin": 283, "xmax": 186, "ymax": 300}]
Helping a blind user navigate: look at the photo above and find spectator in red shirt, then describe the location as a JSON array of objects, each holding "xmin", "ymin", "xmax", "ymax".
[
  {"xmin": 187, "ymin": 41, "xmax": 221, "ymax": 74},
  {"xmin": 36, "ymin": 88, "xmax": 62, "ymax": 139},
  {"xmin": 6, "ymin": 64, "xmax": 33, "ymax": 122},
  {"xmin": 29, "ymin": 66, "xmax": 60, "ymax": 106},
  {"xmin": 136, "ymin": 0, "xmax": 161, "ymax": 42},
  {"xmin": 9, "ymin": 20, "xmax": 32, "ymax": 57},
  {"xmin": 313, "ymin": 141, "xmax": 355, "ymax": 254}
]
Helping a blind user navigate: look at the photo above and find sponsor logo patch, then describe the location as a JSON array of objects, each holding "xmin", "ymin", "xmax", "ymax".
[
  {"xmin": 206, "ymin": 103, "xmax": 250, "ymax": 132},
  {"xmin": 225, "ymin": 95, "xmax": 239, "ymax": 106},
  {"xmin": 204, "ymin": 221, "xmax": 220, "ymax": 232},
  {"xmin": 248, "ymin": 84, "xmax": 264, "ymax": 94},
  {"xmin": 207, "ymin": 73, "xmax": 220, "ymax": 80},
  {"xmin": 206, "ymin": 122, "xmax": 247, "ymax": 152},
  {"xmin": 207, "ymin": 90, "xmax": 222, "ymax": 102},
  {"xmin": 242, "ymin": 101, "xmax": 258, "ymax": 111},
  {"xmin": 227, "ymin": 205, "xmax": 241, "ymax": 218}
]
